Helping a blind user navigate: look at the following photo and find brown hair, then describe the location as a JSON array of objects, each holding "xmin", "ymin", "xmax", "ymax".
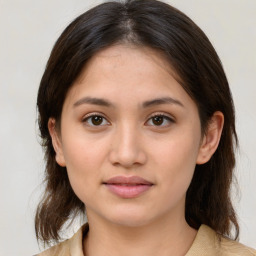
[{"xmin": 36, "ymin": 0, "xmax": 239, "ymax": 244}]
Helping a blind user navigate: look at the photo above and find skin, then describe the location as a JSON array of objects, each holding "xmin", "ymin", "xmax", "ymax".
[{"xmin": 49, "ymin": 44, "xmax": 224, "ymax": 256}]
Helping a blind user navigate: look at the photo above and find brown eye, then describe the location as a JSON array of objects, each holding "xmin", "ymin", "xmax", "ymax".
[
  {"xmin": 146, "ymin": 114, "xmax": 174, "ymax": 127},
  {"xmin": 91, "ymin": 116, "xmax": 103, "ymax": 125},
  {"xmin": 83, "ymin": 115, "xmax": 109, "ymax": 126},
  {"xmin": 152, "ymin": 116, "xmax": 164, "ymax": 126}
]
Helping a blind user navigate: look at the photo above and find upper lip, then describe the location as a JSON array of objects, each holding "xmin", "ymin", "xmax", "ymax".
[{"xmin": 104, "ymin": 175, "xmax": 153, "ymax": 185}]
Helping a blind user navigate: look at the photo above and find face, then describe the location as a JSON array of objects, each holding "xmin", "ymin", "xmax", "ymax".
[{"xmin": 50, "ymin": 44, "xmax": 217, "ymax": 228}]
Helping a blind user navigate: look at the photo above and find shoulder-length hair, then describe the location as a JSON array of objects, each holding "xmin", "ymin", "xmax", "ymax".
[{"xmin": 36, "ymin": 0, "xmax": 239, "ymax": 244}]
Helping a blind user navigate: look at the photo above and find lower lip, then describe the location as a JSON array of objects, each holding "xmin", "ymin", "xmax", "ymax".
[{"xmin": 104, "ymin": 184, "xmax": 152, "ymax": 198}]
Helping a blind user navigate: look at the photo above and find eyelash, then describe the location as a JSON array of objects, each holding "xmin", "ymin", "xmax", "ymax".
[
  {"xmin": 82, "ymin": 112, "xmax": 175, "ymax": 127},
  {"xmin": 147, "ymin": 113, "xmax": 175, "ymax": 127},
  {"xmin": 82, "ymin": 112, "xmax": 110, "ymax": 127}
]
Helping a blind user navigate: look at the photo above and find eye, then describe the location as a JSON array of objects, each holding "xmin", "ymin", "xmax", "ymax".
[
  {"xmin": 146, "ymin": 114, "xmax": 174, "ymax": 127},
  {"xmin": 82, "ymin": 114, "xmax": 110, "ymax": 127}
]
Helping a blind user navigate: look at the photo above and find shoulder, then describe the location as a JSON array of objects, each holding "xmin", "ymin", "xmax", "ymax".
[
  {"xmin": 35, "ymin": 239, "xmax": 70, "ymax": 256},
  {"xmin": 35, "ymin": 223, "xmax": 88, "ymax": 256},
  {"xmin": 187, "ymin": 224, "xmax": 256, "ymax": 256},
  {"xmin": 220, "ymin": 234, "xmax": 256, "ymax": 256}
]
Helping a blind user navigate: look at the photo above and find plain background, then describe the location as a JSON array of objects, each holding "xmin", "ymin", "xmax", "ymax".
[{"xmin": 0, "ymin": 0, "xmax": 255, "ymax": 255}]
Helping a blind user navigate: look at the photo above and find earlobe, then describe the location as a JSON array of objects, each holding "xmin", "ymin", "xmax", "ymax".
[
  {"xmin": 196, "ymin": 111, "xmax": 224, "ymax": 165},
  {"xmin": 48, "ymin": 118, "xmax": 66, "ymax": 167}
]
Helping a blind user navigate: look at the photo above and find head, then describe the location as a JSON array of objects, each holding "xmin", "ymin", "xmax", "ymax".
[{"xmin": 36, "ymin": 0, "xmax": 238, "ymax": 244}]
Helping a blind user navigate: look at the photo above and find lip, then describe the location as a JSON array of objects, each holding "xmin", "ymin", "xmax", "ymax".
[{"xmin": 103, "ymin": 176, "xmax": 153, "ymax": 199}]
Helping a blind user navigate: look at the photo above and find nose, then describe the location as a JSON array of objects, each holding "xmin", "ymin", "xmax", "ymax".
[{"xmin": 108, "ymin": 123, "xmax": 147, "ymax": 168}]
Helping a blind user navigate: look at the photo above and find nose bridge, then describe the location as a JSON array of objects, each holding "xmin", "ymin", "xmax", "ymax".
[{"xmin": 109, "ymin": 121, "xmax": 146, "ymax": 167}]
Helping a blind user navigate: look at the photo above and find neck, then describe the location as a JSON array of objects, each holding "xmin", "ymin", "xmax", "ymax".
[{"xmin": 83, "ymin": 211, "xmax": 197, "ymax": 256}]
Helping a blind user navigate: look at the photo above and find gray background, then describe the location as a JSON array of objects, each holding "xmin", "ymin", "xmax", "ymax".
[{"xmin": 0, "ymin": 0, "xmax": 255, "ymax": 255}]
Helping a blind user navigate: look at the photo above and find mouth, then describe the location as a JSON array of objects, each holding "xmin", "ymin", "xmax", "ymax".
[{"xmin": 103, "ymin": 176, "xmax": 154, "ymax": 199}]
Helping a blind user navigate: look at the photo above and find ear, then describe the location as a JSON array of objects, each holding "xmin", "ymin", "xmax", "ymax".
[
  {"xmin": 48, "ymin": 118, "xmax": 66, "ymax": 167},
  {"xmin": 196, "ymin": 111, "xmax": 224, "ymax": 165}
]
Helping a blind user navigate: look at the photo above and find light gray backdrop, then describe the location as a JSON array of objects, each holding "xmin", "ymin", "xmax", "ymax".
[{"xmin": 0, "ymin": 0, "xmax": 255, "ymax": 255}]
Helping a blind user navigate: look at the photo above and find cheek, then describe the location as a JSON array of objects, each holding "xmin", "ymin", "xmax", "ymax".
[
  {"xmin": 61, "ymin": 133, "xmax": 109, "ymax": 201},
  {"xmin": 61, "ymin": 124, "xmax": 110, "ymax": 168},
  {"xmin": 151, "ymin": 132, "xmax": 200, "ymax": 195},
  {"xmin": 152, "ymin": 130, "xmax": 200, "ymax": 168}
]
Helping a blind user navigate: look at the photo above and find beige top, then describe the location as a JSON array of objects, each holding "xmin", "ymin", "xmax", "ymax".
[{"xmin": 36, "ymin": 224, "xmax": 256, "ymax": 256}]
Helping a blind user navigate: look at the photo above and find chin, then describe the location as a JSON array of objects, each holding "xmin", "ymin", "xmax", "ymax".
[
  {"xmin": 105, "ymin": 206, "xmax": 154, "ymax": 228},
  {"xmin": 111, "ymin": 217, "xmax": 151, "ymax": 228}
]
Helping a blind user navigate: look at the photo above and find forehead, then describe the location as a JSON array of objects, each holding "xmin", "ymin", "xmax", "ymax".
[
  {"xmin": 64, "ymin": 44, "xmax": 194, "ymax": 110},
  {"xmin": 81, "ymin": 44, "xmax": 178, "ymax": 79}
]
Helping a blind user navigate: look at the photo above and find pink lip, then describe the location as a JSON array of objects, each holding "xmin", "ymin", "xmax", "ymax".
[{"xmin": 103, "ymin": 176, "xmax": 153, "ymax": 199}]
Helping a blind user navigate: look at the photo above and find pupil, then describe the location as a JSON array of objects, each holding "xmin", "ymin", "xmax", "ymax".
[
  {"xmin": 153, "ymin": 116, "xmax": 163, "ymax": 125},
  {"xmin": 92, "ymin": 116, "xmax": 103, "ymax": 125}
]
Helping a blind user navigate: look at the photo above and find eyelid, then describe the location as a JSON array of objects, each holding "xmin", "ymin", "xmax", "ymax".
[
  {"xmin": 155, "ymin": 112, "xmax": 174, "ymax": 117},
  {"xmin": 148, "ymin": 112, "xmax": 175, "ymax": 121},
  {"xmin": 82, "ymin": 112, "xmax": 110, "ymax": 126},
  {"xmin": 145, "ymin": 112, "xmax": 175, "ymax": 126},
  {"xmin": 82, "ymin": 111, "xmax": 108, "ymax": 120},
  {"xmin": 81, "ymin": 111, "xmax": 175, "ymax": 127}
]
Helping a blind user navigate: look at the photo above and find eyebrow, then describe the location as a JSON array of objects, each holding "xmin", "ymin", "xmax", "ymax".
[
  {"xmin": 73, "ymin": 96, "xmax": 184, "ymax": 108},
  {"xmin": 142, "ymin": 97, "xmax": 184, "ymax": 108},
  {"xmin": 73, "ymin": 97, "xmax": 113, "ymax": 107}
]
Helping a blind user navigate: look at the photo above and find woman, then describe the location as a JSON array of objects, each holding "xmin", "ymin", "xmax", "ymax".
[{"xmin": 35, "ymin": 0, "xmax": 256, "ymax": 255}]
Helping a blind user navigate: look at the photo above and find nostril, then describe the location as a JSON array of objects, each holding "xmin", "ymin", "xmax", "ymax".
[{"xmin": 108, "ymin": 135, "xmax": 147, "ymax": 167}]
